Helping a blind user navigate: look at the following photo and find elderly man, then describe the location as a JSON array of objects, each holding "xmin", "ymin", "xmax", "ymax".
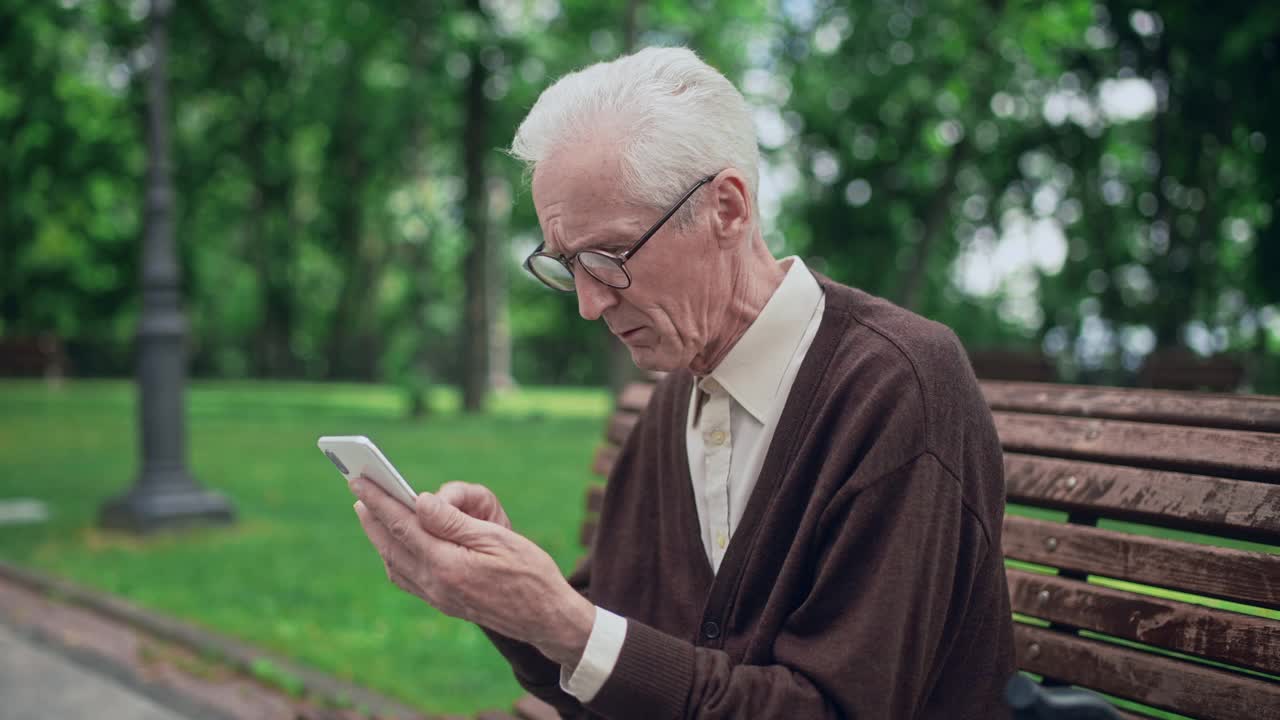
[{"xmin": 348, "ymin": 47, "xmax": 1015, "ymax": 718}]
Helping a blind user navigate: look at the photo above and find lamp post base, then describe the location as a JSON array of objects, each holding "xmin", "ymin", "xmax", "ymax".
[{"xmin": 99, "ymin": 473, "xmax": 235, "ymax": 534}]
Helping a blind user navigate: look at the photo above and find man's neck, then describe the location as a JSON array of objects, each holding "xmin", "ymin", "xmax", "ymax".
[{"xmin": 689, "ymin": 242, "xmax": 788, "ymax": 377}]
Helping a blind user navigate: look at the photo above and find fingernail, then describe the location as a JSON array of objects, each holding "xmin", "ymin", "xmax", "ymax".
[{"xmin": 348, "ymin": 478, "xmax": 362, "ymax": 493}]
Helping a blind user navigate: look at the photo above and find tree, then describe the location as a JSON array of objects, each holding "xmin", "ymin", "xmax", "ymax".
[{"xmin": 459, "ymin": 0, "xmax": 494, "ymax": 412}]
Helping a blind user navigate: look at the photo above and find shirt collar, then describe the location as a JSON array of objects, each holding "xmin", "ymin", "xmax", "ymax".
[{"xmin": 702, "ymin": 256, "xmax": 822, "ymax": 422}]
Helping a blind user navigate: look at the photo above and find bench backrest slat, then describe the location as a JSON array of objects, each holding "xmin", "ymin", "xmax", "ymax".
[
  {"xmin": 982, "ymin": 380, "xmax": 1280, "ymax": 432},
  {"xmin": 1005, "ymin": 453, "xmax": 1280, "ymax": 544},
  {"xmin": 1007, "ymin": 569, "xmax": 1279, "ymax": 676},
  {"xmin": 591, "ymin": 445, "xmax": 619, "ymax": 477},
  {"xmin": 617, "ymin": 382, "xmax": 655, "ymax": 412},
  {"xmin": 1004, "ymin": 515, "xmax": 1280, "ymax": 609},
  {"xmin": 1014, "ymin": 624, "xmax": 1280, "ymax": 720},
  {"xmin": 994, "ymin": 412, "xmax": 1280, "ymax": 481},
  {"xmin": 605, "ymin": 412, "xmax": 639, "ymax": 447}
]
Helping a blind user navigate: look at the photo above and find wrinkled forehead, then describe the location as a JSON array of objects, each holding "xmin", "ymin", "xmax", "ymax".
[
  {"xmin": 531, "ymin": 143, "xmax": 644, "ymax": 255},
  {"xmin": 532, "ymin": 140, "xmax": 626, "ymax": 213}
]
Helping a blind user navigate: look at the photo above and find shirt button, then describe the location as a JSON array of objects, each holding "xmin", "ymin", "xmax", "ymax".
[
  {"xmin": 709, "ymin": 430, "xmax": 727, "ymax": 446},
  {"xmin": 702, "ymin": 621, "xmax": 721, "ymax": 639},
  {"xmin": 716, "ymin": 532, "xmax": 728, "ymax": 549}
]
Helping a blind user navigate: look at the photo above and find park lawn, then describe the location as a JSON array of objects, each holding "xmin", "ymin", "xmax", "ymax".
[{"xmin": 0, "ymin": 379, "xmax": 610, "ymax": 716}]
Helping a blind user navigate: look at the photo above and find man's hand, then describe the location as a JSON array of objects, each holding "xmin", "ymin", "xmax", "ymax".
[
  {"xmin": 434, "ymin": 481, "xmax": 512, "ymax": 530},
  {"xmin": 348, "ymin": 477, "xmax": 594, "ymax": 669}
]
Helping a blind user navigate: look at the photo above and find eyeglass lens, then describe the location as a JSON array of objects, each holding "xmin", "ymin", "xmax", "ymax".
[
  {"xmin": 578, "ymin": 252, "xmax": 628, "ymax": 288},
  {"xmin": 527, "ymin": 254, "xmax": 575, "ymax": 291}
]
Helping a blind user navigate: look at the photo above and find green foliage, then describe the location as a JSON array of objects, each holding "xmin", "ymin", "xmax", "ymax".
[
  {"xmin": 1, "ymin": 0, "xmax": 1277, "ymax": 388},
  {"xmin": 0, "ymin": 0, "xmax": 143, "ymax": 352},
  {"xmin": 778, "ymin": 0, "xmax": 1278, "ymax": 384}
]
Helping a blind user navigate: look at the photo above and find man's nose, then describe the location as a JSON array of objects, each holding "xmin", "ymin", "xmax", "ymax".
[{"xmin": 575, "ymin": 271, "xmax": 618, "ymax": 321}]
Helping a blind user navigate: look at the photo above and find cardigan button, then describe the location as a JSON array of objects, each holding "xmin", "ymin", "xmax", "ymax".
[{"xmin": 702, "ymin": 621, "xmax": 721, "ymax": 639}]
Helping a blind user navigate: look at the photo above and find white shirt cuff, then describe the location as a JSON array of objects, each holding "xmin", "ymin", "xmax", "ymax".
[{"xmin": 559, "ymin": 606, "xmax": 627, "ymax": 703}]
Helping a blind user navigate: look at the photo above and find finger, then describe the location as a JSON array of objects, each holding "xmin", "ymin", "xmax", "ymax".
[
  {"xmin": 350, "ymin": 476, "xmax": 418, "ymax": 543},
  {"xmin": 356, "ymin": 503, "xmax": 443, "ymax": 600},
  {"xmin": 435, "ymin": 481, "xmax": 478, "ymax": 512},
  {"xmin": 359, "ymin": 503, "xmax": 462, "ymax": 613},
  {"xmin": 355, "ymin": 500, "xmax": 424, "ymax": 572},
  {"xmin": 436, "ymin": 481, "xmax": 510, "ymax": 527},
  {"xmin": 415, "ymin": 492, "xmax": 497, "ymax": 549}
]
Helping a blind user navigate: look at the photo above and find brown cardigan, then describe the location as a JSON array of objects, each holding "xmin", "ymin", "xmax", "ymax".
[{"xmin": 486, "ymin": 277, "xmax": 1015, "ymax": 719}]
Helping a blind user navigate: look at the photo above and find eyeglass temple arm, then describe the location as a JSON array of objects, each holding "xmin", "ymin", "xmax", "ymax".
[{"xmin": 619, "ymin": 174, "xmax": 718, "ymax": 261}]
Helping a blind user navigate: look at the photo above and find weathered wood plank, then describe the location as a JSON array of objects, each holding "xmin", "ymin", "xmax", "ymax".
[
  {"xmin": 605, "ymin": 411, "xmax": 638, "ymax": 447},
  {"xmin": 1003, "ymin": 515, "xmax": 1280, "ymax": 608},
  {"xmin": 1013, "ymin": 624, "xmax": 1279, "ymax": 720},
  {"xmin": 1004, "ymin": 454, "xmax": 1280, "ymax": 544},
  {"xmin": 993, "ymin": 411, "xmax": 1280, "ymax": 482},
  {"xmin": 586, "ymin": 484, "xmax": 605, "ymax": 513},
  {"xmin": 617, "ymin": 382, "xmax": 655, "ymax": 413},
  {"xmin": 579, "ymin": 518, "xmax": 597, "ymax": 549},
  {"xmin": 968, "ymin": 350, "xmax": 1056, "ymax": 382},
  {"xmin": 592, "ymin": 444, "xmax": 619, "ymax": 477},
  {"xmin": 1137, "ymin": 351, "xmax": 1245, "ymax": 393},
  {"xmin": 981, "ymin": 381, "xmax": 1280, "ymax": 432},
  {"xmin": 1007, "ymin": 569, "xmax": 1280, "ymax": 675}
]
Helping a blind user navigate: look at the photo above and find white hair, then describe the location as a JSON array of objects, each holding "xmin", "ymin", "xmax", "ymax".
[{"xmin": 511, "ymin": 46, "xmax": 759, "ymax": 224}]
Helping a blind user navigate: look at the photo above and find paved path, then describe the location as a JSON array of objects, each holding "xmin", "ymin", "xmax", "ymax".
[
  {"xmin": 0, "ymin": 621, "xmax": 194, "ymax": 720},
  {"xmin": 0, "ymin": 564, "xmax": 425, "ymax": 720}
]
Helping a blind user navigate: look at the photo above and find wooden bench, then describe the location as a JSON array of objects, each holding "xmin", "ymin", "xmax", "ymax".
[
  {"xmin": 513, "ymin": 379, "xmax": 1279, "ymax": 720},
  {"xmin": 0, "ymin": 335, "xmax": 68, "ymax": 378},
  {"xmin": 1137, "ymin": 348, "xmax": 1245, "ymax": 392},
  {"xmin": 967, "ymin": 348, "xmax": 1058, "ymax": 383}
]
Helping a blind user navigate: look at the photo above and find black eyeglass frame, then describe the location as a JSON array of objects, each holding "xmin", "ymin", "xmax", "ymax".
[{"xmin": 522, "ymin": 172, "xmax": 719, "ymax": 293}]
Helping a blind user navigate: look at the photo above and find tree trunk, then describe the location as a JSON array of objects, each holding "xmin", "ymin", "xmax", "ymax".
[
  {"xmin": 896, "ymin": 138, "xmax": 969, "ymax": 310},
  {"xmin": 323, "ymin": 57, "xmax": 382, "ymax": 380},
  {"xmin": 460, "ymin": 0, "xmax": 491, "ymax": 412},
  {"xmin": 489, "ymin": 246, "xmax": 515, "ymax": 391},
  {"xmin": 404, "ymin": 4, "xmax": 436, "ymax": 418},
  {"xmin": 623, "ymin": 0, "xmax": 640, "ymax": 51},
  {"xmin": 245, "ymin": 117, "xmax": 298, "ymax": 377}
]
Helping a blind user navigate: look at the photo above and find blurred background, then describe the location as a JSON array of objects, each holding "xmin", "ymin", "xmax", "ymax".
[
  {"xmin": 1, "ymin": 0, "xmax": 1277, "ymax": 716},
  {"xmin": 3, "ymin": 0, "xmax": 1277, "ymax": 395}
]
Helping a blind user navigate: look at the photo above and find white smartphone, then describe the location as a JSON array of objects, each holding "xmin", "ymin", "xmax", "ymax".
[{"xmin": 317, "ymin": 435, "xmax": 418, "ymax": 508}]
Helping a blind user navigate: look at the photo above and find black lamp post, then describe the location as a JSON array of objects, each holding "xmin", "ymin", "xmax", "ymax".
[{"xmin": 100, "ymin": 0, "xmax": 234, "ymax": 532}]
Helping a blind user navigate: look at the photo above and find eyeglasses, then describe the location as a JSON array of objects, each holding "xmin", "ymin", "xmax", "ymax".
[{"xmin": 522, "ymin": 173, "xmax": 718, "ymax": 293}]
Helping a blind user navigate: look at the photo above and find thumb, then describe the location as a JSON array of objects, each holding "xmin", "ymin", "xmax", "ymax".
[{"xmin": 415, "ymin": 492, "xmax": 480, "ymax": 544}]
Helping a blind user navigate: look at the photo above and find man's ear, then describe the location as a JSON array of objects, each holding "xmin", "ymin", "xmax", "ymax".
[{"xmin": 710, "ymin": 171, "xmax": 752, "ymax": 249}]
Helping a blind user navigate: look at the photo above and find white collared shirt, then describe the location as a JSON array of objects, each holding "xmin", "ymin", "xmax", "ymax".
[{"xmin": 561, "ymin": 257, "xmax": 827, "ymax": 702}]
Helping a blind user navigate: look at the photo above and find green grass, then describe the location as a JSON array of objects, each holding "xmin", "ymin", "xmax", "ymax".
[{"xmin": 0, "ymin": 379, "xmax": 609, "ymax": 715}]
